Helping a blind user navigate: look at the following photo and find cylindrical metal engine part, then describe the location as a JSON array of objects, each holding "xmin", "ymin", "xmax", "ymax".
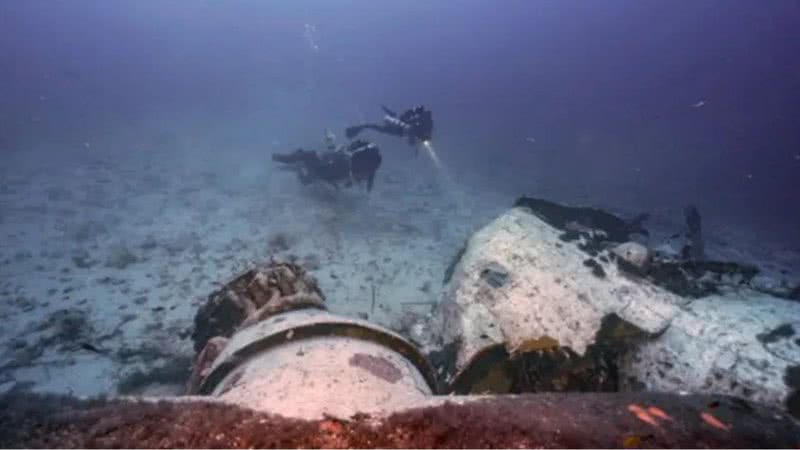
[{"xmin": 197, "ymin": 308, "xmax": 437, "ymax": 420}]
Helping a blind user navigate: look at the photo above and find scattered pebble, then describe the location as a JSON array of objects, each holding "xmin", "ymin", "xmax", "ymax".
[{"xmin": 106, "ymin": 244, "xmax": 139, "ymax": 269}]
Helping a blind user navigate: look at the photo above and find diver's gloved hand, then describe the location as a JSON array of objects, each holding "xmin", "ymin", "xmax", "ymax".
[{"xmin": 345, "ymin": 125, "xmax": 362, "ymax": 140}]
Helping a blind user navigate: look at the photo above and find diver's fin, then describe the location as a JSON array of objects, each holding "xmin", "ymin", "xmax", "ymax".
[
  {"xmin": 381, "ymin": 105, "xmax": 398, "ymax": 117},
  {"xmin": 271, "ymin": 153, "xmax": 293, "ymax": 164},
  {"xmin": 366, "ymin": 173, "xmax": 375, "ymax": 192}
]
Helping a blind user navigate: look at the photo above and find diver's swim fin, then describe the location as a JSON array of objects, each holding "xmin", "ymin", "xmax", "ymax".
[{"xmin": 380, "ymin": 105, "xmax": 398, "ymax": 117}]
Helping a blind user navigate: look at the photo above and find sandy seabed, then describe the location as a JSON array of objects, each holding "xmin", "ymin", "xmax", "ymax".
[{"xmin": 1, "ymin": 142, "xmax": 797, "ymax": 398}]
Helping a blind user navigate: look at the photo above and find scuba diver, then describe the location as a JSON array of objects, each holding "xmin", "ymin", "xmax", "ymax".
[
  {"xmin": 345, "ymin": 105, "xmax": 434, "ymax": 147},
  {"xmin": 272, "ymin": 131, "xmax": 382, "ymax": 192}
]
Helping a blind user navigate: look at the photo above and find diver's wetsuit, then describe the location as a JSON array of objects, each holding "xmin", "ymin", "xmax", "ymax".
[
  {"xmin": 346, "ymin": 105, "xmax": 434, "ymax": 146},
  {"xmin": 272, "ymin": 139, "xmax": 382, "ymax": 192}
]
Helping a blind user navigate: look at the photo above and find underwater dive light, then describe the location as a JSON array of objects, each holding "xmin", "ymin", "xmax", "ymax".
[{"xmin": 421, "ymin": 140, "xmax": 441, "ymax": 169}]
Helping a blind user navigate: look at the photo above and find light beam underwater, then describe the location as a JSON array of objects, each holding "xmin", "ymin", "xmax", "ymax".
[{"xmin": 421, "ymin": 140, "xmax": 441, "ymax": 169}]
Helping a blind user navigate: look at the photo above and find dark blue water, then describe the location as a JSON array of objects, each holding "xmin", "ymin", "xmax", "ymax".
[
  {"xmin": 3, "ymin": 1, "xmax": 798, "ymax": 239},
  {"xmin": 2, "ymin": 0, "xmax": 800, "ymax": 409}
]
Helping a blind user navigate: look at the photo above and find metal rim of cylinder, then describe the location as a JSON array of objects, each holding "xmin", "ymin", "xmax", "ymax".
[{"xmin": 196, "ymin": 311, "xmax": 441, "ymax": 396}]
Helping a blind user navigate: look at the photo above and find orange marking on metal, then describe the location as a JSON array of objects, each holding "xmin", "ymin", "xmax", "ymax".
[
  {"xmin": 627, "ymin": 404, "xmax": 660, "ymax": 427},
  {"xmin": 701, "ymin": 412, "xmax": 731, "ymax": 431},
  {"xmin": 647, "ymin": 406, "xmax": 674, "ymax": 421}
]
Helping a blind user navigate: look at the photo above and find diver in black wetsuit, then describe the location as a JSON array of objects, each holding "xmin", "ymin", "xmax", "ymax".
[
  {"xmin": 272, "ymin": 136, "xmax": 382, "ymax": 192},
  {"xmin": 345, "ymin": 105, "xmax": 434, "ymax": 147}
]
